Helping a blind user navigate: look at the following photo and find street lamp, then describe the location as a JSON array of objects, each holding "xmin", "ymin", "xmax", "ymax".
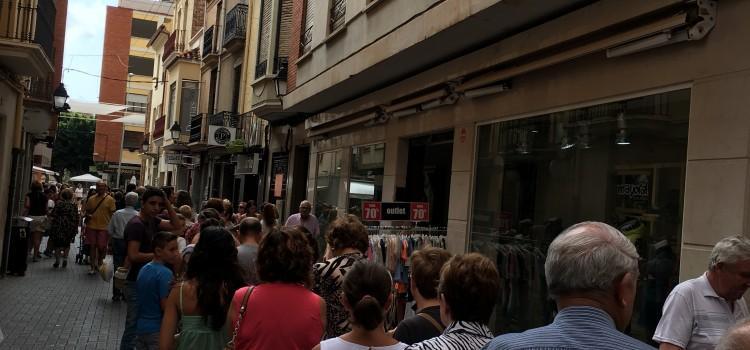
[
  {"xmin": 53, "ymin": 83, "xmax": 70, "ymax": 112},
  {"xmin": 141, "ymin": 138, "xmax": 150, "ymax": 153},
  {"xmin": 169, "ymin": 121, "xmax": 181, "ymax": 140}
]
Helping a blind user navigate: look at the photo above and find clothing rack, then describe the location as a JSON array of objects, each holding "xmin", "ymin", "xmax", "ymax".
[{"xmin": 366, "ymin": 226, "xmax": 448, "ymax": 236}]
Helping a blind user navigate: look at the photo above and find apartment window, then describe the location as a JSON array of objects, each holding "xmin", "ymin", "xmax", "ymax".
[
  {"xmin": 232, "ymin": 65, "xmax": 242, "ymax": 113},
  {"xmin": 256, "ymin": 0, "xmax": 273, "ymax": 78},
  {"xmin": 208, "ymin": 68, "xmax": 218, "ymax": 114},
  {"xmin": 122, "ymin": 130, "xmax": 145, "ymax": 150},
  {"xmin": 329, "ymin": 0, "xmax": 345, "ymax": 33},
  {"xmin": 128, "ymin": 55, "xmax": 154, "ymax": 76},
  {"xmin": 300, "ymin": 0, "xmax": 314, "ymax": 55},
  {"xmin": 180, "ymin": 81, "xmax": 199, "ymax": 131},
  {"xmin": 126, "ymin": 93, "xmax": 148, "ymax": 113},
  {"xmin": 131, "ymin": 18, "xmax": 158, "ymax": 39},
  {"xmin": 168, "ymin": 82, "xmax": 177, "ymax": 124}
]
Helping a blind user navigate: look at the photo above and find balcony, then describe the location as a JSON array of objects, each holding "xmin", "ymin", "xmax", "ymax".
[
  {"xmin": 223, "ymin": 4, "xmax": 247, "ymax": 53},
  {"xmin": 163, "ymin": 31, "xmax": 177, "ymax": 61},
  {"xmin": 0, "ymin": 0, "xmax": 56, "ymax": 77},
  {"xmin": 189, "ymin": 112, "xmax": 242, "ymax": 146},
  {"xmin": 153, "ymin": 115, "xmax": 166, "ymax": 139},
  {"xmin": 202, "ymin": 25, "xmax": 218, "ymax": 67}
]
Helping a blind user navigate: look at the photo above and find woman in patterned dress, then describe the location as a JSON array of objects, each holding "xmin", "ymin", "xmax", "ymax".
[
  {"xmin": 49, "ymin": 188, "xmax": 80, "ymax": 268},
  {"xmin": 313, "ymin": 214, "xmax": 369, "ymax": 339}
]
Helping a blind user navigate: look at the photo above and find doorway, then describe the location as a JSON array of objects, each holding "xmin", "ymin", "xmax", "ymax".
[
  {"xmin": 290, "ymin": 144, "xmax": 311, "ymax": 215},
  {"xmin": 396, "ymin": 131, "xmax": 453, "ymax": 227}
]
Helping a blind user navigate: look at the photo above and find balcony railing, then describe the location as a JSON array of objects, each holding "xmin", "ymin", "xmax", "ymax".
[
  {"xmin": 153, "ymin": 115, "xmax": 166, "ymax": 139},
  {"xmin": 255, "ymin": 59, "xmax": 267, "ymax": 79},
  {"xmin": 209, "ymin": 111, "xmax": 240, "ymax": 128},
  {"xmin": 1, "ymin": 0, "xmax": 56, "ymax": 61},
  {"xmin": 330, "ymin": 0, "xmax": 346, "ymax": 33},
  {"xmin": 224, "ymin": 4, "xmax": 248, "ymax": 47},
  {"xmin": 24, "ymin": 75, "xmax": 52, "ymax": 101},
  {"xmin": 189, "ymin": 113, "xmax": 206, "ymax": 143},
  {"xmin": 202, "ymin": 26, "xmax": 215, "ymax": 58},
  {"xmin": 164, "ymin": 30, "xmax": 187, "ymax": 61}
]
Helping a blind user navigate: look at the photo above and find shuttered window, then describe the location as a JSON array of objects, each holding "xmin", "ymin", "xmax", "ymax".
[
  {"xmin": 300, "ymin": 0, "xmax": 315, "ymax": 55},
  {"xmin": 256, "ymin": 0, "xmax": 274, "ymax": 78},
  {"xmin": 329, "ymin": 0, "xmax": 345, "ymax": 33}
]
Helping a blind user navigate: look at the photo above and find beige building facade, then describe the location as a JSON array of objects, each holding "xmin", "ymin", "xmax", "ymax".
[{"xmin": 257, "ymin": 0, "xmax": 748, "ymax": 341}]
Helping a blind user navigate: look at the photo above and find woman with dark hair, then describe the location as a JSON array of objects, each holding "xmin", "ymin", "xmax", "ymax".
[
  {"xmin": 159, "ymin": 226, "xmax": 245, "ymax": 349},
  {"xmin": 48, "ymin": 189, "xmax": 79, "ymax": 268},
  {"xmin": 314, "ymin": 214, "xmax": 369, "ymax": 338},
  {"xmin": 295, "ymin": 225, "xmax": 320, "ymax": 264},
  {"xmin": 227, "ymin": 227, "xmax": 325, "ymax": 350},
  {"xmin": 24, "ymin": 181, "xmax": 48, "ymax": 262},
  {"xmin": 315, "ymin": 261, "xmax": 406, "ymax": 350},
  {"xmin": 260, "ymin": 203, "xmax": 277, "ymax": 236},
  {"xmin": 175, "ymin": 190, "xmax": 193, "ymax": 209}
]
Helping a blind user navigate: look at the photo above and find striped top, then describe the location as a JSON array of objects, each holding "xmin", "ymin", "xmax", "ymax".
[
  {"xmin": 405, "ymin": 321, "xmax": 494, "ymax": 350},
  {"xmin": 484, "ymin": 306, "xmax": 655, "ymax": 350}
]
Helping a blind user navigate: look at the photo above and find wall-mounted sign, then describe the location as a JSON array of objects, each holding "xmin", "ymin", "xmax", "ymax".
[
  {"xmin": 362, "ymin": 201, "xmax": 430, "ymax": 222},
  {"xmin": 207, "ymin": 125, "xmax": 236, "ymax": 146},
  {"xmin": 165, "ymin": 152, "xmax": 183, "ymax": 165}
]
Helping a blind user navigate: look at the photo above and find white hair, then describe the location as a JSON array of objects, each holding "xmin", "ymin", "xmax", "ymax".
[
  {"xmin": 716, "ymin": 319, "xmax": 750, "ymax": 350},
  {"xmin": 125, "ymin": 192, "xmax": 139, "ymax": 207},
  {"xmin": 545, "ymin": 221, "xmax": 639, "ymax": 298},
  {"xmin": 709, "ymin": 236, "xmax": 750, "ymax": 270}
]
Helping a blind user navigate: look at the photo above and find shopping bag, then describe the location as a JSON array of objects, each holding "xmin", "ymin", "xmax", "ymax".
[{"xmin": 99, "ymin": 256, "xmax": 114, "ymax": 282}]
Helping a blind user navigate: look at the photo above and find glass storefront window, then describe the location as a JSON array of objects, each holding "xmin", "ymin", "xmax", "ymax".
[
  {"xmin": 348, "ymin": 143, "xmax": 385, "ymax": 221},
  {"xmin": 470, "ymin": 89, "xmax": 690, "ymax": 343},
  {"xmin": 315, "ymin": 150, "xmax": 344, "ymax": 235}
]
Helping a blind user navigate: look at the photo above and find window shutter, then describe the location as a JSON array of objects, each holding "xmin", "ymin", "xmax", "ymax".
[
  {"xmin": 300, "ymin": 0, "xmax": 315, "ymax": 54},
  {"xmin": 329, "ymin": 0, "xmax": 345, "ymax": 32},
  {"xmin": 256, "ymin": 0, "xmax": 274, "ymax": 78}
]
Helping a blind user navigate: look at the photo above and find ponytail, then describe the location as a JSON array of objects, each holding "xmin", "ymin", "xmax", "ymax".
[{"xmin": 352, "ymin": 295, "xmax": 384, "ymax": 330}]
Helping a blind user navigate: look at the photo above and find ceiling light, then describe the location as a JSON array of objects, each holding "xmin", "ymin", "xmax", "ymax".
[
  {"xmin": 464, "ymin": 82, "xmax": 511, "ymax": 99},
  {"xmin": 560, "ymin": 133, "xmax": 575, "ymax": 150},
  {"xmin": 516, "ymin": 130, "xmax": 531, "ymax": 154},
  {"xmin": 616, "ymin": 129, "xmax": 630, "ymax": 145},
  {"xmin": 578, "ymin": 123, "xmax": 591, "ymax": 149}
]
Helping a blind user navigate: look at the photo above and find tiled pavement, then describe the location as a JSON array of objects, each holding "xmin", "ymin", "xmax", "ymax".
[{"xmin": 0, "ymin": 237, "xmax": 126, "ymax": 349}]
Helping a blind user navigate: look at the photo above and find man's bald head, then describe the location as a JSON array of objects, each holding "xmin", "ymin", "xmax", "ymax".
[{"xmin": 717, "ymin": 320, "xmax": 750, "ymax": 350}]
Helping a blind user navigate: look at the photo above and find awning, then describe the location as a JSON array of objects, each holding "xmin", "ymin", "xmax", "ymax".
[
  {"xmin": 68, "ymin": 99, "xmax": 128, "ymax": 116},
  {"xmin": 32, "ymin": 166, "xmax": 59, "ymax": 176}
]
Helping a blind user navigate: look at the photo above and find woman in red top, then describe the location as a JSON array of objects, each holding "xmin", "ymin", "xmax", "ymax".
[{"xmin": 227, "ymin": 226, "xmax": 326, "ymax": 350}]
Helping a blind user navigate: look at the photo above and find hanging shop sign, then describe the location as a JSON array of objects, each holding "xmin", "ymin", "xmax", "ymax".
[
  {"xmin": 207, "ymin": 125, "xmax": 237, "ymax": 146},
  {"xmin": 362, "ymin": 201, "xmax": 430, "ymax": 222},
  {"xmin": 165, "ymin": 152, "xmax": 183, "ymax": 165}
]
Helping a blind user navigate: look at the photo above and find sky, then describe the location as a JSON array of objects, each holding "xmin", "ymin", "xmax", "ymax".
[{"xmin": 62, "ymin": 0, "xmax": 118, "ymax": 102}]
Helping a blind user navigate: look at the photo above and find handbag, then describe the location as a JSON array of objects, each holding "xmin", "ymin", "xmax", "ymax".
[
  {"xmin": 225, "ymin": 286, "xmax": 255, "ymax": 350},
  {"xmin": 84, "ymin": 194, "xmax": 109, "ymax": 225}
]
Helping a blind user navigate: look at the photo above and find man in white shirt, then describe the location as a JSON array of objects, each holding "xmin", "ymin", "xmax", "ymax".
[
  {"xmin": 284, "ymin": 200, "xmax": 319, "ymax": 236},
  {"xmin": 107, "ymin": 192, "xmax": 139, "ymax": 301},
  {"xmin": 653, "ymin": 236, "xmax": 750, "ymax": 350}
]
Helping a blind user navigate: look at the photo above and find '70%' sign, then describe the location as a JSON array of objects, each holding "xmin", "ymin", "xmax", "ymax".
[{"xmin": 362, "ymin": 202, "xmax": 430, "ymax": 222}]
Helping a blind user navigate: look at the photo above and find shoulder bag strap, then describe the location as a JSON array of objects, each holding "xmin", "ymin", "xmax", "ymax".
[
  {"xmin": 226, "ymin": 286, "xmax": 255, "ymax": 349},
  {"xmin": 88, "ymin": 194, "xmax": 109, "ymax": 216},
  {"xmin": 416, "ymin": 312, "xmax": 445, "ymax": 333}
]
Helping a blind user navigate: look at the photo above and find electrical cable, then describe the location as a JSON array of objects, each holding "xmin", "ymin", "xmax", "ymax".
[{"xmin": 63, "ymin": 67, "xmax": 202, "ymax": 85}]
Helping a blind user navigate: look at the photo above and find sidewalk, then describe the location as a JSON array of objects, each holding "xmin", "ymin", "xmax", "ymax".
[{"xmin": 0, "ymin": 238, "xmax": 126, "ymax": 349}]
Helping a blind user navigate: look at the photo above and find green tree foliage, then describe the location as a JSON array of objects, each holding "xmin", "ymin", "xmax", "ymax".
[{"xmin": 51, "ymin": 112, "xmax": 95, "ymax": 177}]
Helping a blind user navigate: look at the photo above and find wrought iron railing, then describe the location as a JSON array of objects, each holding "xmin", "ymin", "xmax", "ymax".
[
  {"xmin": 223, "ymin": 4, "xmax": 247, "ymax": 47},
  {"xmin": 255, "ymin": 59, "xmax": 267, "ymax": 79},
  {"xmin": 0, "ymin": 0, "xmax": 56, "ymax": 61},
  {"xmin": 209, "ymin": 111, "xmax": 239, "ymax": 128},
  {"xmin": 153, "ymin": 115, "xmax": 166, "ymax": 139},
  {"xmin": 330, "ymin": 0, "xmax": 346, "ymax": 33},
  {"xmin": 202, "ymin": 25, "xmax": 214, "ymax": 58},
  {"xmin": 24, "ymin": 75, "xmax": 51, "ymax": 100},
  {"xmin": 189, "ymin": 113, "xmax": 206, "ymax": 143}
]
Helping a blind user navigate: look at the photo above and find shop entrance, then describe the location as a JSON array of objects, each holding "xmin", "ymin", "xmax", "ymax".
[
  {"xmin": 396, "ymin": 131, "xmax": 453, "ymax": 227},
  {"xmin": 290, "ymin": 145, "xmax": 311, "ymax": 212}
]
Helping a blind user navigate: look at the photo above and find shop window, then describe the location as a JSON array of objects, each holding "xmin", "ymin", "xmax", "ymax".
[
  {"xmin": 315, "ymin": 150, "xmax": 344, "ymax": 235},
  {"xmin": 470, "ymin": 89, "xmax": 690, "ymax": 342},
  {"xmin": 348, "ymin": 143, "xmax": 384, "ymax": 221}
]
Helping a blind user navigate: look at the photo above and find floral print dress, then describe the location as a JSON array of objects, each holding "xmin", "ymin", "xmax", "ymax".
[{"xmin": 49, "ymin": 200, "xmax": 79, "ymax": 249}]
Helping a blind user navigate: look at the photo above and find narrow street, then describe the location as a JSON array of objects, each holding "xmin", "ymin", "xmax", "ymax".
[{"xmin": 0, "ymin": 237, "xmax": 125, "ymax": 349}]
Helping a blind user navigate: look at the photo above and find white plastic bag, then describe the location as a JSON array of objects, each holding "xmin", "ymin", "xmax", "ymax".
[{"xmin": 99, "ymin": 256, "xmax": 114, "ymax": 282}]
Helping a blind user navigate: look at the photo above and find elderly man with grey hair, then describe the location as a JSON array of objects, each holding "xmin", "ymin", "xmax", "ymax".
[
  {"xmin": 485, "ymin": 221, "xmax": 654, "ymax": 350},
  {"xmin": 107, "ymin": 192, "xmax": 139, "ymax": 301},
  {"xmin": 653, "ymin": 236, "xmax": 750, "ymax": 350}
]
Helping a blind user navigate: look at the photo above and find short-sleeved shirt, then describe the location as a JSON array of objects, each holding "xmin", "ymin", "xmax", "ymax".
[
  {"xmin": 124, "ymin": 215, "xmax": 161, "ymax": 281},
  {"xmin": 653, "ymin": 272, "xmax": 749, "ymax": 350},
  {"xmin": 237, "ymin": 244, "xmax": 259, "ymax": 285},
  {"xmin": 393, "ymin": 306, "xmax": 445, "ymax": 345},
  {"xmin": 136, "ymin": 261, "xmax": 173, "ymax": 334},
  {"xmin": 285, "ymin": 213, "xmax": 320, "ymax": 236},
  {"xmin": 84, "ymin": 193, "xmax": 116, "ymax": 230}
]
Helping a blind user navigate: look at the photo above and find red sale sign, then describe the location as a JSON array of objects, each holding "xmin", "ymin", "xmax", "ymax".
[
  {"xmin": 410, "ymin": 202, "xmax": 430, "ymax": 222},
  {"xmin": 362, "ymin": 202, "xmax": 382, "ymax": 221}
]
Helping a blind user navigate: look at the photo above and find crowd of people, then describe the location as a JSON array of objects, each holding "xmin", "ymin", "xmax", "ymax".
[{"xmin": 14, "ymin": 180, "xmax": 750, "ymax": 350}]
